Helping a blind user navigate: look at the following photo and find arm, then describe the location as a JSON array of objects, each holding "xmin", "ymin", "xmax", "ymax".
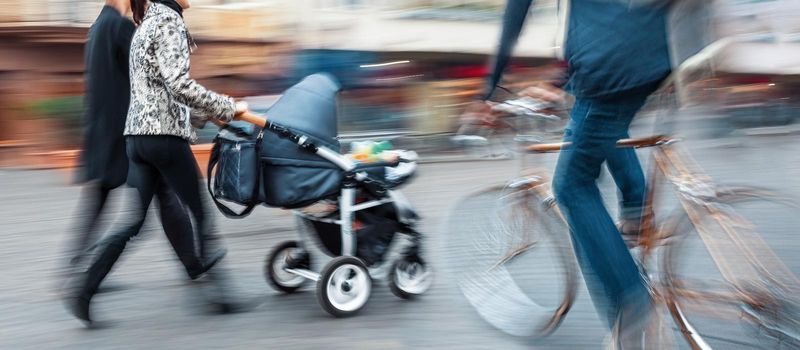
[
  {"xmin": 154, "ymin": 16, "xmax": 236, "ymax": 122},
  {"xmin": 116, "ymin": 19, "xmax": 135, "ymax": 76},
  {"xmin": 483, "ymin": 0, "xmax": 534, "ymax": 100}
]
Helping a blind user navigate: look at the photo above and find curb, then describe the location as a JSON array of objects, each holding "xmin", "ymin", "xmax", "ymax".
[
  {"xmin": 735, "ymin": 124, "xmax": 800, "ymax": 137},
  {"xmin": 417, "ymin": 154, "xmax": 512, "ymax": 164}
]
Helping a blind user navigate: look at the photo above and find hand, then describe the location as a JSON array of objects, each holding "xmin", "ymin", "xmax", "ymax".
[
  {"xmin": 234, "ymin": 100, "xmax": 249, "ymax": 117},
  {"xmin": 459, "ymin": 100, "xmax": 495, "ymax": 126},
  {"xmin": 190, "ymin": 113, "xmax": 209, "ymax": 129},
  {"xmin": 518, "ymin": 82, "xmax": 566, "ymax": 106}
]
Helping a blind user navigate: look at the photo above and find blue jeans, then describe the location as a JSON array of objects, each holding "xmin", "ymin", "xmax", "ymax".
[{"xmin": 552, "ymin": 87, "xmax": 655, "ymax": 329}]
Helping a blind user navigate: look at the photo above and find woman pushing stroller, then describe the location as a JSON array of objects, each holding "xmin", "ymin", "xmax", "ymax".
[{"xmin": 65, "ymin": 0, "xmax": 249, "ymax": 325}]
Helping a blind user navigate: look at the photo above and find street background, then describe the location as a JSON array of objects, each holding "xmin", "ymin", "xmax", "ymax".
[
  {"xmin": 2, "ymin": 113, "xmax": 799, "ymax": 349},
  {"xmin": 1, "ymin": 0, "xmax": 800, "ymax": 349}
]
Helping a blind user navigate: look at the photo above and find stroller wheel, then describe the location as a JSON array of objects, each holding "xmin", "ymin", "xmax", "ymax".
[
  {"xmin": 265, "ymin": 241, "xmax": 309, "ymax": 294},
  {"xmin": 389, "ymin": 255, "xmax": 433, "ymax": 299},
  {"xmin": 317, "ymin": 256, "xmax": 372, "ymax": 317}
]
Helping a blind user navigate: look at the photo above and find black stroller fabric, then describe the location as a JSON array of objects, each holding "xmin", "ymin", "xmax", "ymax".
[
  {"xmin": 355, "ymin": 204, "xmax": 399, "ymax": 266},
  {"xmin": 259, "ymin": 73, "xmax": 344, "ymax": 209},
  {"xmin": 308, "ymin": 202, "xmax": 399, "ymax": 266}
]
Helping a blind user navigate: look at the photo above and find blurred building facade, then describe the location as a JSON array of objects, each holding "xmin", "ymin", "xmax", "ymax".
[
  {"xmin": 0, "ymin": 0, "xmax": 798, "ymax": 168},
  {"xmin": 0, "ymin": 0, "xmax": 560, "ymax": 163},
  {"xmin": 0, "ymin": 0, "xmax": 297, "ymax": 167}
]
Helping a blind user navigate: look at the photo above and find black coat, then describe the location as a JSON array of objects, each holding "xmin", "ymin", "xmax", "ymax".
[{"xmin": 77, "ymin": 6, "xmax": 135, "ymax": 188}]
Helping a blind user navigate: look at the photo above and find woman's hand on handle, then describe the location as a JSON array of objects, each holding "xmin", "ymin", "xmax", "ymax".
[
  {"xmin": 234, "ymin": 101, "xmax": 249, "ymax": 117},
  {"xmin": 233, "ymin": 110, "xmax": 268, "ymax": 128},
  {"xmin": 209, "ymin": 100, "xmax": 269, "ymax": 128},
  {"xmin": 209, "ymin": 100, "xmax": 259, "ymax": 127}
]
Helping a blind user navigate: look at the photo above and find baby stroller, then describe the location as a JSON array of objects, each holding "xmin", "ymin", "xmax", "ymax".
[{"xmin": 208, "ymin": 73, "xmax": 432, "ymax": 317}]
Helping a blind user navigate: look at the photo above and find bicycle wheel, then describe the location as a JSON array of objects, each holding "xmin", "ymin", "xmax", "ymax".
[
  {"xmin": 662, "ymin": 186, "xmax": 800, "ymax": 349},
  {"xmin": 444, "ymin": 184, "xmax": 578, "ymax": 338}
]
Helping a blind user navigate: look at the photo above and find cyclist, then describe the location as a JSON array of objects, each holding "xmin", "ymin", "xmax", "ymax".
[{"xmin": 466, "ymin": 0, "xmax": 710, "ymax": 348}]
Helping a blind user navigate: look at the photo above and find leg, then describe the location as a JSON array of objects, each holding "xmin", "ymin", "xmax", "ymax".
[
  {"xmin": 605, "ymin": 135, "xmax": 647, "ymax": 223},
  {"xmin": 604, "ymin": 93, "xmax": 653, "ymax": 241},
  {"xmin": 153, "ymin": 179, "xmax": 209, "ymax": 279},
  {"xmin": 154, "ymin": 137, "xmax": 220, "ymax": 261},
  {"xmin": 551, "ymin": 96, "xmax": 651, "ymax": 330},
  {"xmin": 71, "ymin": 138, "xmax": 158, "ymax": 319},
  {"xmin": 67, "ymin": 183, "xmax": 112, "ymax": 266},
  {"xmin": 151, "ymin": 138, "xmax": 235, "ymax": 309}
]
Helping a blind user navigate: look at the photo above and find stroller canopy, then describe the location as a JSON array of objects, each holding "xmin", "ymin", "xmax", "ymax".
[
  {"xmin": 266, "ymin": 73, "xmax": 341, "ymax": 143},
  {"xmin": 259, "ymin": 73, "xmax": 345, "ymax": 209}
]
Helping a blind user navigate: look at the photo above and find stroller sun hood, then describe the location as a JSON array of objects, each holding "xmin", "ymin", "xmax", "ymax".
[
  {"xmin": 265, "ymin": 73, "xmax": 341, "ymax": 142},
  {"xmin": 259, "ymin": 73, "xmax": 346, "ymax": 209}
]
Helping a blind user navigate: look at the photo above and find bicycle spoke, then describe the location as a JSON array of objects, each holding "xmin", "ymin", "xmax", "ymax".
[{"xmin": 444, "ymin": 186, "xmax": 577, "ymax": 339}]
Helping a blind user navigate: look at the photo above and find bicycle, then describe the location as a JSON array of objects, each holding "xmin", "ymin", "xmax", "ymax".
[{"xmin": 445, "ymin": 98, "xmax": 800, "ymax": 348}]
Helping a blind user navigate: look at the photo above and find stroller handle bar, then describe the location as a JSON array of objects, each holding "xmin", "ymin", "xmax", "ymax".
[
  {"xmin": 234, "ymin": 111, "xmax": 269, "ymax": 128},
  {"xmin": 222, "ymin": 112, "xmax": 357, "ymax": 171}
]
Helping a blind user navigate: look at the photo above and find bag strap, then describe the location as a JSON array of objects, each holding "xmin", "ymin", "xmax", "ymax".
[{"xmin": 206, "ymin": 132, "xmax": 263, "ymax": 218}]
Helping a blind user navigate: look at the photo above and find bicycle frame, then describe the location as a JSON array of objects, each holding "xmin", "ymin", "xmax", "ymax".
[
  {"xmin": 456, "ymin": 79, "xmax": 799, "ymax": 344},
  {"xmin": 499, "ymin": 133, "xmax": 799, "ymax": 348},
  {"xmin": 647, "ymin": 140, "xmax": 800, "ymax": 349},
  {"xmin": 648, "ymin": 139, "xmax": 799, "ymax": 287}
]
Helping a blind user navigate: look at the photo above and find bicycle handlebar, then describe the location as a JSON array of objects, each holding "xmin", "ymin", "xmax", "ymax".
[{"xmin": 491, "ymin": 97, "xmax": 561, "ymax": 122}]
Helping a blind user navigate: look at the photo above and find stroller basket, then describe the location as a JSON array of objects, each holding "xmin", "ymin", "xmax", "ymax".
[{"xmin": 298, "ymin": 200, "xmax": 400, "ymax": 266}]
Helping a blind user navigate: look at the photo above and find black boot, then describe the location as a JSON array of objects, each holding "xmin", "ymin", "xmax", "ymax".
[
  {"xmin": 196, "ymin": 266, "xmax": 257, "ymax": 315},
  {"xmin": 65, "ymin": 230, "xmax": 135, "ymax": 326},
  {"xmin": 188, "ymin": 248, "xmax": 227, "ymax": 280},
  {"xmin": 65, "ymin": 294, "xmax": 92, "ymax": 326},
  {"xmin": 61, "ymin": 273, "xmax": 94, "ymax": 326}
]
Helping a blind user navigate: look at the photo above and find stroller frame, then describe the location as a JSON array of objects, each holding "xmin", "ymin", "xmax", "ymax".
[
  {"xmin": 286, "ymin": 186, "xmax": 423, "ymax": 282},
  {"xmin": 246, "ymin": 114, "xmax": 431, "ymax": 317}
]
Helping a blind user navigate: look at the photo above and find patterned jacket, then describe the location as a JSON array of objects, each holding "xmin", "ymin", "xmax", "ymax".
[{"xmin": 124, "ymin": 2, "xmax": 234, "ymax": 142}]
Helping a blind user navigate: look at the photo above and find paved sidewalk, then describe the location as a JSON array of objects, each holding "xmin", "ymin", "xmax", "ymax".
[{"xmin": 1, "ymin": 131, "xmax": 798, "ymax": 349}]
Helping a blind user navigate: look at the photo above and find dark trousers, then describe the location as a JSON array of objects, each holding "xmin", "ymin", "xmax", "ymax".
[
  {"xmin": 69, "ymin": 180, "xmax": 200, "ymax": 276},
  {"xmin": 69, "ymin": 183, "xmax": 112, "ymax": 266},
  {"xmin": 79, "ymin": 135, "xmax": 216, "ymax": 298}
]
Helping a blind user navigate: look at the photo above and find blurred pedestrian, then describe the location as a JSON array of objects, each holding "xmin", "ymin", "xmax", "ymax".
[
  {"xmin": 68, "ymin": 0, "xmax": 220, "ymax": 284},
  {"xmin": 65, "ymin": 0, "xmax": 246, "ymax": 325},
  {"xmin": 469, "ymin": 0, "xmax": 710, "ymax": 348}
]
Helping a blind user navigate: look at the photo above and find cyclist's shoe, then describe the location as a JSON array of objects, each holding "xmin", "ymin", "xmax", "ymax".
[
  {"xmin": 618, "ymin": 220, "xmax": 642, "ymax": 248},
  {"xmin": 605, "ymin": 302, "xmax": 673, "ymax": 350},
  {"xmin": 617, "ymin": 208, "xmax": 662, "ymax": 248}
]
